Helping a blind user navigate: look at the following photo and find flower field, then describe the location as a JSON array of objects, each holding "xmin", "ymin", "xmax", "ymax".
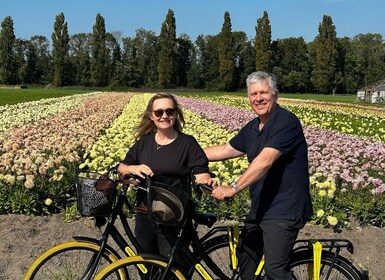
[{"xmin": 0, "ymin": 92, "xmax": 384, "ymax": 228}]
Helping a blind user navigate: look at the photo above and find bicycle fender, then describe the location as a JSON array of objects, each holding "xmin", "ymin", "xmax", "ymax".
[{"xmin": 72, "ymin": 236, "xmax": 122, "ymax": 260}]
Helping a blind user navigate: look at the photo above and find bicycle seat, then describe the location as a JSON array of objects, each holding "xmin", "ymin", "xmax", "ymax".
[{"xmin": 193, "ymin": 212, "xmax": 217, "ymax": 228}]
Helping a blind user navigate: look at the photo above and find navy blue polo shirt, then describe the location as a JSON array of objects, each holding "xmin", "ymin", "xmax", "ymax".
[{"xmin": 230, "ymin": 104, "xmax": 313, "ymax": 225}]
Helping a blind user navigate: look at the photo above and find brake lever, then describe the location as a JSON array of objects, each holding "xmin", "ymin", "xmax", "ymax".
[{"xmin": 196, "ymin": 184, "xmax": 233, "ymax": 202}]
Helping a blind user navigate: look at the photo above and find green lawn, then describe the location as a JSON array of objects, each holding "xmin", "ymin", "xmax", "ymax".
[
  {"xmin": 0, "ymin": 87, "xmax": 363, "ymax": 106},
  {"xmin": 0, "ymin": 88, "xmax": 93, "ymax": 106}
]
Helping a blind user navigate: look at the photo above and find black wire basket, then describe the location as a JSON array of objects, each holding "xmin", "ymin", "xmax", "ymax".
[{"xmin": 76, "ymin": 171, "xmax": 117, "ymax": 217}]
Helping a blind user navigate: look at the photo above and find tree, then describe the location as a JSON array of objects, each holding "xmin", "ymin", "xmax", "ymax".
[
  {"xmin": 90, "ymin": 13, "xmax": 108, "ymax": 87},
  {"xmin": 0, "ymin": 16, "xmax": 17, "ymax": 84},
  {"xmin": 51, "ymin": 13, "xmax": 70, "ymax": 86},
  {"xmin": 176, "ymin": 33, "xmax": 193, "ymax": 87},
  {"xmin": 233, "ymin": 32, "xmax": 254, "ymax": 89},
  {"xmin": 30, "ymin": 36, "xmax": 51, "ymax": 84},
  {"xmin": 187, "ymin": 43, "xmax": 204, "ymax": 89},
  {"xmin": 271, "ymin": 37, "xmax": 310, "ymax": 92},
  {"xmin": 13, "ymin": 39, "xmax": 38, "ymax": 84},
  {"xmin": 70, "ymin": 33, "xmax": 91, "ymax": 85},
  {"xmin": 218, "ymin": 12, "xmax": 235, "ymax": 91},
  {"xmin": 311, "ymin": 15, "xmax": 338, "ymax": 94},
  {"xmin": 255, "ymin": 11, "xmax": 272, "ymax": 72},
  {"xmin": 158, "ymin": 9, "xmax": 177, "ymax": 88},
  {"xmin": 353, "ymin": 33, "xmax": 385, "ymax": 88}
]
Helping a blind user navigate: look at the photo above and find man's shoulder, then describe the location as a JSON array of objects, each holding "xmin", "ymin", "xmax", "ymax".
[{"xmin": 275, "ymin": 105, "xmax": 301, "ymax": 123}]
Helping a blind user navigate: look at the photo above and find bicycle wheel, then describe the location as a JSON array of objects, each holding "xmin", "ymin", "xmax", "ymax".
[
  {"xmin": 94, "ymin": 256, "xmax": 186, "ymax": 280},
  {"xmin": 197, "ymin": 234, "xmax": 239, "ymax": 280},
  {"xmin": 25, "ymin": 241, "xmax": 123, "ymax": 280},
  {"xmin": 290, "ymin": 250, "xmax": 364, "ymax": 280}
]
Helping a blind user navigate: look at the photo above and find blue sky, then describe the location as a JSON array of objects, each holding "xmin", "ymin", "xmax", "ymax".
[{"xmin": 1, "ymin": 0, "xmax": 384, "ymax": 43}]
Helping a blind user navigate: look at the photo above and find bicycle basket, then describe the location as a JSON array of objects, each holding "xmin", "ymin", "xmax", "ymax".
[
  {"xmin": 76, "ymin": 171, "xmax": 117, "ymax": 217},
  {"xmin": 146, "ymin": 175, "xmax": 191, "ymax": 227}
]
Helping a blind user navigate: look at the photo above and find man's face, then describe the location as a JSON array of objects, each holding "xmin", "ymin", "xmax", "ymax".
[{"xmin": 248, "ymin": 81, "xmax": 277, "ymax": 118}]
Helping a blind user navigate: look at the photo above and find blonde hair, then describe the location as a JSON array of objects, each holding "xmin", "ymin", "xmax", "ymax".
[{"xmin": 135, "ymin": 93, "xmax": 185, "ymax": 139}]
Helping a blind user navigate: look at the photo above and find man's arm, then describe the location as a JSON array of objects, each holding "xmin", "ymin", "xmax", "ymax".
[
  {"xmin": 212, "ymin": 147, "xmax": 282, "ymax": 200},
  {"xmin": 204, "ymin": 143, "xmax": 244, "ymax": 161}
]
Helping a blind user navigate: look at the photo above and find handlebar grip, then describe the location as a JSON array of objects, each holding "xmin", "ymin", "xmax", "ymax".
[{"xmin": 196, "ymin": 183, "xmax": 213, "ymax": 193}]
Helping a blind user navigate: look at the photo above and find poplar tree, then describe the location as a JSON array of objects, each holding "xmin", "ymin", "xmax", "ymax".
[
  {"xmin": 51, "ymin": 13, "xmax": 70, "ymax": 86},
  {"xmin": 255, "ymin": 11, "xmax": 272, "ymax": 72},
  {"xmin": 218, "ymin": 11, "xmax": 235, "ymax": 91},
  {"xmin": 311, "ymin": 15, "xmax": 338, "ymax": 94},
  {"xmin": 158, "ymin": 9, "xmax": 177, "ymax": 88},
  {"xmin": 0, "ymin": 16, "xmax": 17, "ymax": 84},
  {"xmin": 91, "ymin": 13, "xmax": 108, "ymax": 87}
]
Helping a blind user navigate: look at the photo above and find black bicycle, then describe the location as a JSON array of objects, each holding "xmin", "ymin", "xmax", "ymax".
[
  {"xmin": 92, "ymin": 183, "xmax": 366, "ymax": 280},
  {"xmin": 24, "ymin": 169, "xmax": 233, "ymax": 279}
]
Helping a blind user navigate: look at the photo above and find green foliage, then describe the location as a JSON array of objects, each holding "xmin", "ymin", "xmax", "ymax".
[
  {"xmin": 0, "ymin": 88, "xmax": 92, "ymax": 106},
  {"xmin": 272, "ymin": 37, "xmax": 310, "ymax": 93},
  {"xmin": 311, "ymin": 15, "xmax": 338, "ymax": 94},
  {"xmin": 157, "ymin": 9, "xmax": 177, "ymax": 89},
  {"xmin": 342, "ymin": 188, "xmax": 385, "ymax": 227},
  {"xmin": 195, "ymin": 190, "xmax": 250, "ymax": 222},
  {"xmin": 255, "ymin": 11, "xmax": 272, "ymax": 72},
  {"xmin": 309, "ymin": 174, "xmax": 348, "ymax": 229},
  {"xmin": 64, "ymin": 202, "xmax": 80, "ymax": 223},
  {"xmin": 90, "ymin": 13, "xmax": 108, "ymax": 87},
  {"xmin": 218, "ymin": 12, "xmax": 235, "ymax": 92},
  {"xmin": 0, "ymin": 16, "xmax": 17, "ymax": 84},
  {"xmin": 51, "ymin": 13, "xmax": 70, "ymax": 87},
  {"xmin": 0, "ymin": 161, "xmax": 78, "ymax": 215}
]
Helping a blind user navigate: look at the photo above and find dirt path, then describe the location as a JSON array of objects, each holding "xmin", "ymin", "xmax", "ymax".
[{"xmin": 0, "ymin": 214, "xmax": 382, "ymax": 279}]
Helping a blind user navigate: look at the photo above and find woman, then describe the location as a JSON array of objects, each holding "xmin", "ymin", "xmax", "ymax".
[{"xmin": 118, "ymin": 92, "xmax": 213, "ymax": 262}]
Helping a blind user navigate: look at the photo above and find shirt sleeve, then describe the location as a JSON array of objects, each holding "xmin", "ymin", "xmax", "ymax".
[
  {"xmin": 187, "ymin": 136, "xmax": 210, "ymax": 175},
  {"xmin": 121, "ymin": 138, "xmax": 143, "ymax": 165},
  {"xmin": 265, "ymin": 115, "xmax": 303, "ymax": 155},
  {"xmin": 229, "ymin": 120, "xmax": 254, "ymax": 153}
]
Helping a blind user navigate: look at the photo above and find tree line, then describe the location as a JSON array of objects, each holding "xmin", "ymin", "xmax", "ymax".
[{"xmin": 0, "ymin": 10, "xmax": 384, "ymax": 94}]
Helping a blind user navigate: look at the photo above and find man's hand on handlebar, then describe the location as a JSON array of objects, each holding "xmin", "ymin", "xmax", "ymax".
[{"xmin": 212, "ymin": 185, "xmax": 236, "ymax": 202}]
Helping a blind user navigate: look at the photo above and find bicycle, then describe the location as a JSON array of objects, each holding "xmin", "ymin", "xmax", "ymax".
[
  {"xmin": 93, "ymin": 183, "xmax": 366, "ymax": 280},
  {"xmin": 24, "ymin": 168, "xmax": 147, "ymax": 279},
  {"xmin": 24, "ymin": 169, "xmax": 232, "ymax": 280}
]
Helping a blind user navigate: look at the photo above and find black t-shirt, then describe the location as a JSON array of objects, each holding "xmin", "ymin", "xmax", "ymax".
[
  {"xmin": 122, "ymin": 132, "xmax": 209, "ymax": 182},
  {"xmin": 230, "ymin": 104, "xmax": 313, "ymax": 225}
]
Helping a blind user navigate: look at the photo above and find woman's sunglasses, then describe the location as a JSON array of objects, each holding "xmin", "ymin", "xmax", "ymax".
[{"xmin": 153, "ymin": 108, "xmax": 176, "ymax": 118}]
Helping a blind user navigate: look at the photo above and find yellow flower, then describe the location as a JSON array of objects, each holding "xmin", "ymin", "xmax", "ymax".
[
  {"xmin": 318, "ymin": 190, "xmax": 327, "ymax": 197},
  {"xmin": 316, "ymin": 209, "xmax": 325, "ymax": 217},
  {"xmin": 327, "ymin": 216, "xmax": 338, "ymax": 226},
  {"xmin": 45, "ymin": 198, "xmax": 53, "ymax": 206}
]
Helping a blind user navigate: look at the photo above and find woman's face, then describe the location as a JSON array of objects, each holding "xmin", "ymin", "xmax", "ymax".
[{"xmin": 150, "ymin": 98, "xmax": 176, "ymax": 130}]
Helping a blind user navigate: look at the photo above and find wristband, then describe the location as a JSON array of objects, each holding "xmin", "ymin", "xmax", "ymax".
[{"xmin": 230, "ymin": 182, "xmax": 241, "ymax": 193}]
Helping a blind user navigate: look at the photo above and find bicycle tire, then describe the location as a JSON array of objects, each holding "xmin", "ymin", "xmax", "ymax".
[
  {"xmin": 24, "ymin": 241, "xmax": 123, "ymax": 280},
  {"xmin": 94, "ymin": 256, "xmax": 186, "ymax": 280},
  {"xmin": 197, "ymin": 234, "xmax": 239, "ymax": 280},
  {"xmin": 290, "ymin": 250, "xmax": 364, "ymax": 280}
]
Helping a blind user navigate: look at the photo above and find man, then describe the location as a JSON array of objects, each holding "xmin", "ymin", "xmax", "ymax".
[{"xmin": 204, "ymin": 71, "xmax": 313, "ymax": 279}]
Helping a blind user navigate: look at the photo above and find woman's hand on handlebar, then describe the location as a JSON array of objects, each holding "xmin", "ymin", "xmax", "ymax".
[
  {"xmin": 195, "ymin": 173, "xmax": 217, "ymax": 194},
  {"xmin": 118, "ymin": 163, "xmax": 154, "ymax": 179}
]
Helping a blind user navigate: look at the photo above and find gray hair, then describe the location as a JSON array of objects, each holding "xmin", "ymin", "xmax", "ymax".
[{"xmin": 246, "ymin": 71, "xmax": 278, "ymax": 95}]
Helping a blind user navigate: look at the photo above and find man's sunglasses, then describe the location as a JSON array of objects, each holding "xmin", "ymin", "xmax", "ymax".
[{"xmin": 153, "ymin": 108, "xmax": 176, "ymax": 118}]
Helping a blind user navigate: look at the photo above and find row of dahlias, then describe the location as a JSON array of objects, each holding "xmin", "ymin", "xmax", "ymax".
[
  {"xmin": 0, "ymin": 92, "xmax": 101, "ymax": 133},
  {"xmin": 191, "ymin": 95, "xmax": 385, "ymax": 142},
  {"xmin": 79, "ymin": 93, "xmax": 250, "ymax": 221},
  {"xmin": 177, "ymin": 95, "xmax": 385, "ymax": 195},
  {"xmin": 177, "ymin": 95, "xmax": 385, "ymax": 227},
  {"xmin": 0, "ymin": 92, "xmax": 133, "ymax": 191},
  {"xmin": 1, "ymin": 92, "xmax": 383, "ymax": 227}
]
